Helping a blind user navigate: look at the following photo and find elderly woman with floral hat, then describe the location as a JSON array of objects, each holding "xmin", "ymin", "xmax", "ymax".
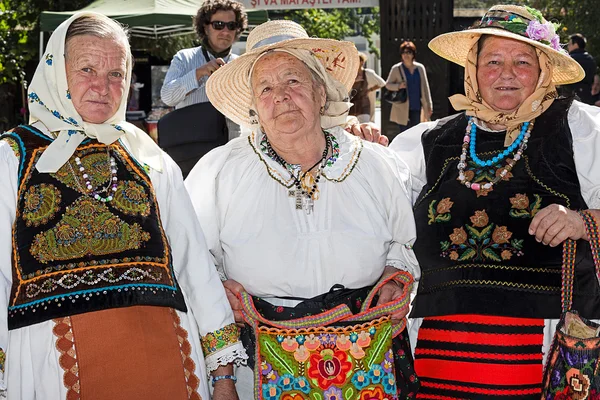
[
  {"xmin": 0, "ymin": 12, "xmax": 246, "ymax": 400},
  {"xmin": 186, "ymin": 20, "xmax": 420, "ymax": 399},
  {"xmin": 386, "ymin": 4, "xmax": 600, "ymax": 398}
]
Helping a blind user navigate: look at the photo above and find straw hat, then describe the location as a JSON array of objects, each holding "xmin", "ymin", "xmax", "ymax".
[
  {"xmin": 429, "ymin": 4, "xmax": 584, "ymax": 85},
  {"xmin": 206, "ymin": 20, "xmax": 359, "ymax": 128}
]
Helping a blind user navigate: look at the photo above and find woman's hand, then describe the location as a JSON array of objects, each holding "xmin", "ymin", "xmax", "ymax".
[
  {"xmin": 376, "ymin": 266, "xmax": 408, "ymax": 324},
  {"xmin": 345, "ymin": 122, "xmax": 389, "ymax": 146},
  {"xmin": 211, "ymin": 364, "xmax": 239, "ymax": 400},
  {"xmin": 529, "ymin": 204, "xmax": 586, "ymax": 247},
  {"xmin": 398, "ymin": 82, "xmax": 407, "ymax": 89},
  {"xmin": 213, "ymin": 380, "xmax": 239, "ymax": 400},
  {"xmin": 223, "ymin": 279, "xmax": 246, "ymax": 327}
]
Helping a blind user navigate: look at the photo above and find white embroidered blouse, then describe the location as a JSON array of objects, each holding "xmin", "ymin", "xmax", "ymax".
[{"xmin": 185, "ymin": 126, "xmax": 420, "ymax": 305}]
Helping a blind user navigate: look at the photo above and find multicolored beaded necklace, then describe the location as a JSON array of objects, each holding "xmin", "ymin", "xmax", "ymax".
[
  {"xmin": 457, "ymin": 117, "xmax": 534, "ymax": 192},
  {"xmin": 264, "ymin": 132, "xmax": 330, "ymax": 214},
  {"xmin": 67, "ymin": 148, "xmax": 118, "ymax": 202}
]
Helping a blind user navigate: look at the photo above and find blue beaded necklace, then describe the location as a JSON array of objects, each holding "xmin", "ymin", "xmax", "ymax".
[{"xmin": 468, "ymin": 117, "xmax": 529, "ymax": 167}]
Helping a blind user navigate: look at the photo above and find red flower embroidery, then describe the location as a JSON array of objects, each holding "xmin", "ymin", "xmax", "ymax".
[
  {"xmin": 359, "ymin": 386, "xmax": 388, "ymax": 400},
  {"xmin": 307, "ymin": 349, "xmax": 352, "ymax": 390}
]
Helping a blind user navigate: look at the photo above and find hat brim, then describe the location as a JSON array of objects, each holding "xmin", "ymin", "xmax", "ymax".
[
  {"xmin": 429, "ymin": 28, "xmax": 585, "ymax": 85},
  {"xmin": 206, "ymin": 37, "xmax": 359, "ymax": 128}
]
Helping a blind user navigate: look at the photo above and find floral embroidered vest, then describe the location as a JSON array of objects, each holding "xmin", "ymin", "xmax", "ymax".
[
  {"xmin": 2, "ymin": 125, "xmax": 186, "ymax": 329},
  {"xmin": 411, "ymin": 98, "xmax": 600, "ymax": 320}
]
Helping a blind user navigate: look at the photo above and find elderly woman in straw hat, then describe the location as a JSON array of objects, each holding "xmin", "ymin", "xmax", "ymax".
[
  {"xmin": 0, "ymin": 12, "xmax": 247, "ymax": 399},
  {"xmin": 186, "ymin": 20, "xmax": 421, "ymax": 399},
  {"xmin": 384, "ymin": 4, "xmax": 600, "ymax": 398}
]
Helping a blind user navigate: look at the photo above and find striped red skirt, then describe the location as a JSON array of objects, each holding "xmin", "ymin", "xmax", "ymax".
[{"xmin": 414, "ymin": 314, "xmax": 545, "ymax": 399}]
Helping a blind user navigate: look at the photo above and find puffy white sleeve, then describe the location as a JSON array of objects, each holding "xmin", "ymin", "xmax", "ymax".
[
  {"xmin": 389, "ymin": 121, "xmax": 437, "ymax": 204},
  {"xmin": 184, "ymin": 145, "xmax": 235, "ymax": 278},
  {"xmin": 151, "ymin": 153, "xmax": 246, "ymax": 372},
  {"xmin": 569, "ymin": 101, "xmax": 600, "ymax": 209},
  {"xmin": 0, "ymin": 138, "xmax": 19, "ymax": 396},
  {"xmin": 363, "ymin": 142, "xmax": 421, "ymax": 281}
]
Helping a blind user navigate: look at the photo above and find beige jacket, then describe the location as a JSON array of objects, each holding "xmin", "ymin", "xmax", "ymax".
[
  {"xmin": 385, "ymin": 61, "xmax": 433, "ymax": 126},
  {"xmin": 364, "ymin": 68, "xmax": 386, "ymax": 122}
]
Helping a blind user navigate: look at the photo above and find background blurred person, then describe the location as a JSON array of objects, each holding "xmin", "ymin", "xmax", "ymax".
[
  {"xmin": 161, "ymin": 0, "xmax": 247, "ymax": 140},
  {"xmin": 349, "ymin": 52, "xmax": 386, "ymax": 123},
  {"xmin": 385, "ymin": 41, "xmax": 432, "ymax": 134},
  {"xmin": 591, "ymin": 74, "xmax": 600, "ymax": 106},
  {"xmin": 561, "ymin": 33, "xmax": 597, "ymax": 104}
]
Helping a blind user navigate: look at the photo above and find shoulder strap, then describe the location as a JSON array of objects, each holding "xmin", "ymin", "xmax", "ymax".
[{"xmin": 201, "ymin": 47, "xmax": 211, "ymax": 62}]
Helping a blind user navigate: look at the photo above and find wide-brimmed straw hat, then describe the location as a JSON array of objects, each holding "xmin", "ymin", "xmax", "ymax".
[
  {"xmin": 429, "ymin": 4, "xmax": 584, "ymax": 85},
  {"xmin": 206, "ymin": 20, "xmax": 359, "ymax": 128}
]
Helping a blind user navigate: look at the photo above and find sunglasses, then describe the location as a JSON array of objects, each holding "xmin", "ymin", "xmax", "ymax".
[{"xmin": 209, "ymin": 21, "xmax": 239, "ymax": 31}]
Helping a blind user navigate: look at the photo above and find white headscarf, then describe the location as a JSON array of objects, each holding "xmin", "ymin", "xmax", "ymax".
[{"xmin": 29, "ymin": 12, "xmax": 163, "ymax": 173}]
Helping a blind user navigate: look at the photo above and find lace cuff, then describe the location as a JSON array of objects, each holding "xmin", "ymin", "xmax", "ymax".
[
  {"xmin": 201, "ymin": 323, "xmax": 248, "ymax": 373},
  {"xmin": 386, "ymin": 259, "xmax": 416, "ymax": 279},
  {"xmin": 204, "ymin": 342, "xmax": 248, "ymax": 374}
]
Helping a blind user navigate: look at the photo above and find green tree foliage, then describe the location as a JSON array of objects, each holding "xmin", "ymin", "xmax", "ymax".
[
  {"xmin": 525, "ymin": 0, "xmax": 599, "ymax": 61},
  {"xmin": 281, "ymin": 8, "xmax": 381, "ymax": 56}
]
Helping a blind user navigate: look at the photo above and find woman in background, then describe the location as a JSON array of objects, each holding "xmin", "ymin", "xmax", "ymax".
[{"xmin": 385, "ymin": 41, "xmax": 433, "ymax": 134}]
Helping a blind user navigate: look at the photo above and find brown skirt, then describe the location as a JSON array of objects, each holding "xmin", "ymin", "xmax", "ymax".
[{"xmin": 53, "ymin": 305, "xmax": 201, "ymax": 400}]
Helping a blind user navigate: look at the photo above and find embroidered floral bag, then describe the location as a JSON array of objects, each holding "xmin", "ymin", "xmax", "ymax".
[
  {"xmin": 542, "ymin": 211, "xmax": 600, "ymax": 400},
  {"xmin": 238, "ymin": 271, "xmax": 414, "ymax": 400}
]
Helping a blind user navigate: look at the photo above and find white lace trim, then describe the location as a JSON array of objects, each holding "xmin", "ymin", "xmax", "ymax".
[
  {"xmin": 386, "ymin": 260, "xmax": 416, "ymax": 279},
  {"xmin": 204, "ymin": 343, "xmax": 248, "ymax": 375}
]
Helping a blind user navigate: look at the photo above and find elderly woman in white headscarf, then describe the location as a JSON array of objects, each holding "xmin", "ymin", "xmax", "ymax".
[
  {"xmin": 0, "ymin": 12, "xmax": 246, "ymax": 400},
  {"xmin": 185, "ymin": 20, "xmax": 420, "ymax": 399}
]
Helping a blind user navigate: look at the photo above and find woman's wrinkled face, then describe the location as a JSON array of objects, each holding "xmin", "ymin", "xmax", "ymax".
[
  {"xmin": 65, "ymin": 35, "xmax": 127, "ymax": 124},
  {"xmin": 251, "ymin": 52, "xmax": 325, "ymax": 136},
  {"xmin": 476, "ymin": 36, "xmax": 540, "ymax": 113}
]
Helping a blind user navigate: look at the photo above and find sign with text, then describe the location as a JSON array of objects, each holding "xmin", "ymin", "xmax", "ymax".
[{"xmin": 241, "ymin": 0, "xmax": 378, "ymax": 10}]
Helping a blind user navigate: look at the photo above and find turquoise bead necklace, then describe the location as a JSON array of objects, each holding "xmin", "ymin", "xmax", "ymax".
[{"xmin": 469, "ymin": 117, "xmax": 529, "ymax": 167}]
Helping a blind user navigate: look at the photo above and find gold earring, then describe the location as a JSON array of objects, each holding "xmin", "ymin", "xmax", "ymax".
[{"xmin": 320, "ymin": 106, "xmax": 325, "ymax": 115}]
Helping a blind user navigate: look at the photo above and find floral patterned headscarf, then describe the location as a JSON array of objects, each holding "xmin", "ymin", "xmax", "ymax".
[{"xmin": 29, "ymin": 12, "xmax": 163, "ymax": 173}]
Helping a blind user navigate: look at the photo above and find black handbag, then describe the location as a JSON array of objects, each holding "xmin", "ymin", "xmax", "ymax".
[
  {"xmin": 383, "ymin": 66, "xmax": 408, "ymax": 104},
  {"xmin": 157, "ymin": 101, "xmax": 228, "ymax": 178}
]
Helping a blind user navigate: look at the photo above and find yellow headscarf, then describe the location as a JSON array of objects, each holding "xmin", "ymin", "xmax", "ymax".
[{"xmin": 449, "ymin": 37, "xmax": 558, "ymax": 146}]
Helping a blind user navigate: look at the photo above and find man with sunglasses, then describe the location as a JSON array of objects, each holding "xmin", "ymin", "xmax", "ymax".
[{"xmin": 161, "ymin": 0, "xmax": 247, "ymax": 140}]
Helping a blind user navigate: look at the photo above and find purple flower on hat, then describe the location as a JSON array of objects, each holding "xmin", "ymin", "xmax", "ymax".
[
  {"xmin": 550, "ymin": 35, "xmax": 563, "ymax": 52},
  {"xmin": 525, "ymin": 20, "xmax": 554, "ymax": 42}
]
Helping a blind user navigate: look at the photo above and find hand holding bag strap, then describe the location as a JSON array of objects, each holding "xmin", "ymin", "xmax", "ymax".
[
  {"xmin": 578, "ymin": 210, "xmax": 600, "ymax": 274},
  {"xmin": 562, "ymin": 211, "xmax": 600, "ymax": 313},
  {"xmin": 346, "ymin": 270, "xmax": 414, "ymax": 337}
]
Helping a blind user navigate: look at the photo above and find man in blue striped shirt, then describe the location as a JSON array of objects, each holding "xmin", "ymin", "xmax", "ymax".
[{"xmin": 161, "ymin": 0, "xmax": 247, "ymax": 139}]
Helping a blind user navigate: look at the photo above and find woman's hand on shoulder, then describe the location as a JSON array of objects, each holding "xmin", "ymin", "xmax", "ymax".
[
  {"xmin": 223, "ymin": 279, "xmax": 246, "ymax": 327},
  {"xmin": 345, "ymin": 122, "xmax": 389, "ymax": 146},
  {"xmin": 528, "ymin": 204, "xmax": 586, "ymax": 247}
]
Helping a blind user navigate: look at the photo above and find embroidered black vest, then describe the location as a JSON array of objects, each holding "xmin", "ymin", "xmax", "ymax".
[
  {"xmin": 2, "ymin": 125, "xmax": 186, "ymax": 329},
  {"xmin": 411, "ymin": 98, "xmax": 600, "ymax": 319}
]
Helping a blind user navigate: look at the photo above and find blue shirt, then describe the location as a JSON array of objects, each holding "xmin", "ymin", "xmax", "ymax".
[{"xmin": 402, "ymin": 64, "xmax": 421, "ymax": 111}]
